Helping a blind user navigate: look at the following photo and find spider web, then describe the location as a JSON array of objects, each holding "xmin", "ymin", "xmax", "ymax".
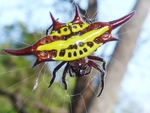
[{"xmin": 0, "ymin": 0, "xmax": 150, "ymax": 113}]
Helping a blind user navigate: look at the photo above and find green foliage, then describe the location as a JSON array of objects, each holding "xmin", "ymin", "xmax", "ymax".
[
  {"xmin": 0, "ymin": 97, "xmax": 15, "ymax": 113},
  {"xmin": 0, "ymin": 22, "xmax": 75, "ymax": 113}
]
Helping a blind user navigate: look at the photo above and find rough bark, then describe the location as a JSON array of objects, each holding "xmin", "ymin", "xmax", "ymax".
[{"xmin": 89, "ymin": 0, "xmax": 150, "ymax": 113}]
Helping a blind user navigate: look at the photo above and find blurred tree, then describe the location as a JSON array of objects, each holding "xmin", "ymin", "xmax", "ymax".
[
  {"xmin": 89, "ymin": 0, "xmax": 150, "ymax": 113},
  {"xmin": 70, "ymin": 0, "xmax": 150, "ymax": 113},
  {"xmin": 70, "ymin": 0, "xmax": 99, "ymax": 113}
]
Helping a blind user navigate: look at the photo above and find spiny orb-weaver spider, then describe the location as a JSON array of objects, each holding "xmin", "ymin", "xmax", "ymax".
[{"xmin": 3, "ymin": 6, "xmax": 135, "ymax": 97}]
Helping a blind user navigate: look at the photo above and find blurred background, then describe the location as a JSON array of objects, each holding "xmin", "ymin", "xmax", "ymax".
[{"xmin": 0, "ymin": 0, "xmax": 150, "ymax": 113}]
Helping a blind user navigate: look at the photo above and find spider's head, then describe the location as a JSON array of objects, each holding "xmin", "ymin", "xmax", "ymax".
[
  {"xmin": 69, "ymin": 59, "xmax": 92, "ymax": 77},
  {"xmin": 75, "ymin": 64, "xmax": 91, "ymax": 77},
  {"xmin": 70, "ymin": 64, "xmax": 92, "ymax": 77},
  {"xmin": 91, "ymin": 11, "xmax": 135, "ymax": 44}
]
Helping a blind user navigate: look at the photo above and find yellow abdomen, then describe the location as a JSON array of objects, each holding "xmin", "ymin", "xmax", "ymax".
[{"xmin": 37, "ymin": 26, "xmax": 109, "ymax": 61}]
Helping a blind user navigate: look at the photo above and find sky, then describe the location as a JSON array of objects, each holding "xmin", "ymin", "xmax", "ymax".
[{"xmin": 0, "ymin": 0, "xmax": 150, "ymax": 112}]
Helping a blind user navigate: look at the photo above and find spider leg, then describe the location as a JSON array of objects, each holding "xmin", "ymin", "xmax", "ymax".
[
  {"xmin": 62, "ymin": 63, "xmax": 70, "ymax": 90},
  {"xmin": 88, "ymin": 60, "xmax": 106, "ymax": 97},
  {"xmin": 48, "ymin": 61, "xmax": 66, "ymax": 88},
  {"xmin": 46, "ymin": 24, "xmax": 53, "ymax": 35},
  {"xmin": 68, "ymin": 67, "xmax": 74, "ymax": 77},
  {"xmin": 88, "ymin": 55, "xmax": 106, "ymax": 70}
]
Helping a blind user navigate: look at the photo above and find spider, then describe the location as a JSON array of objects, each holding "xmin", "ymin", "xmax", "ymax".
[{"xmin": 3, "ymin": 6, "xmax": 135, "ymax": 97}]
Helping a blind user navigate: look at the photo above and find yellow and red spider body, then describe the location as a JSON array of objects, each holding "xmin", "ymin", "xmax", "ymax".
[{"xmin": 3, "ymin": 6, "xmax": 135, "ymax": 97}]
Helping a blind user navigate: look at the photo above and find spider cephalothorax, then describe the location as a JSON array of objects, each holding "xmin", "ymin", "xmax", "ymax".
[{"xmin": 3, "ymin": 6, "xmax": 135, "ymax": 97}]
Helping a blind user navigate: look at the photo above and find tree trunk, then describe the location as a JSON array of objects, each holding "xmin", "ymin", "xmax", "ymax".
[
  {"xmin": 89, "ymin": 0, "xmax": 150, "ymax": 113},
  {"xmin": 70, "ymin": 0, "xmax": 98, "ymax": 113}
]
